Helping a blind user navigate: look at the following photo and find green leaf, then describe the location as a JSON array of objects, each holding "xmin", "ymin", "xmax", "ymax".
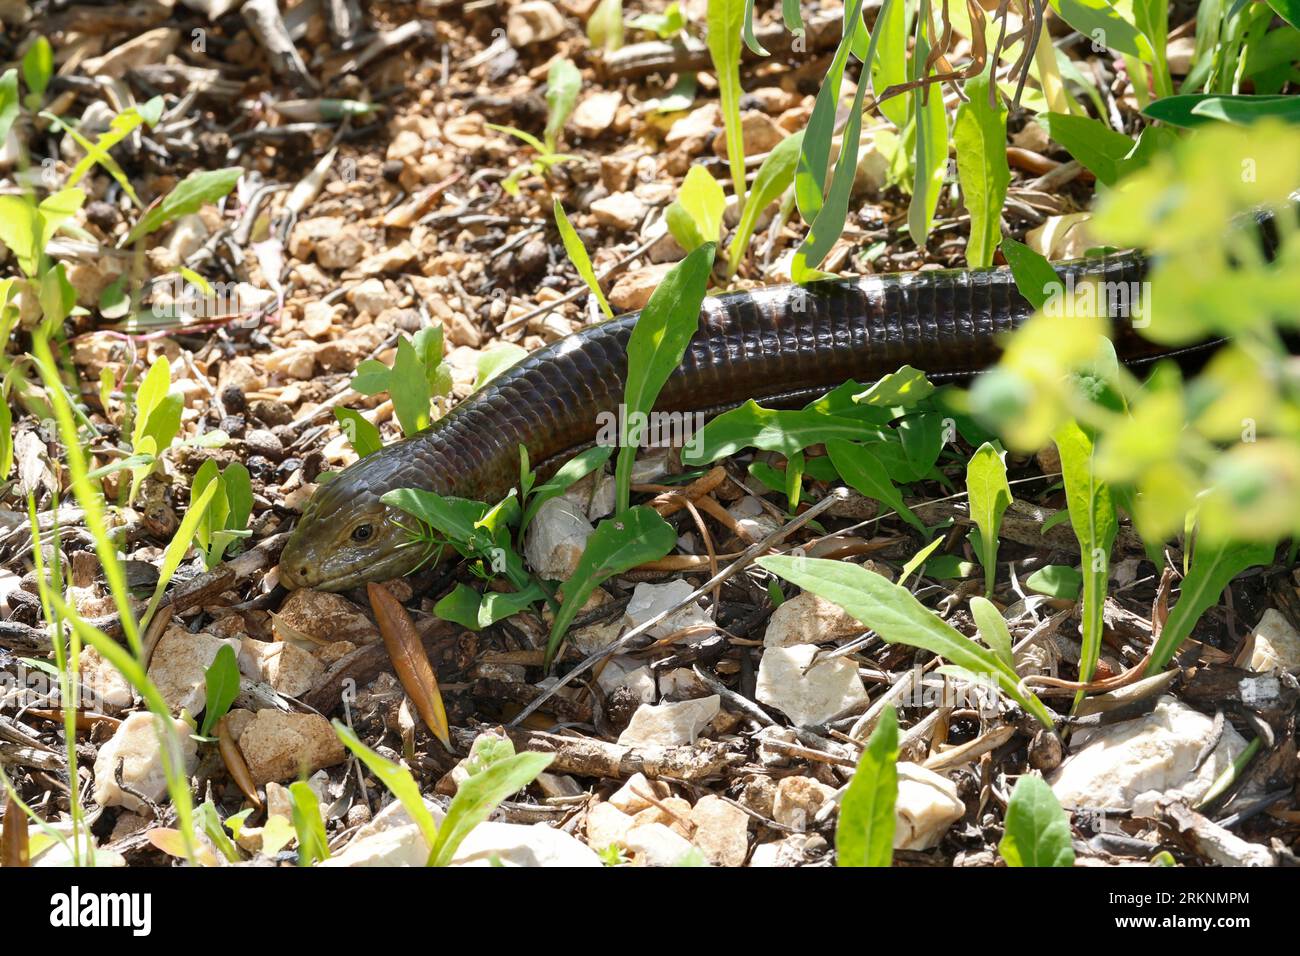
[
  {"xmin": 1142, "ymin": 93, "xmax": 1300, "ymax": 128},
  {"xmin": 970, "ymin": 593, "xmax": 1016, "ymax": 670},
  {"xmin": 757, "ymin": 555, "xmax": 1055, "ymax": 728},
  {"xmin": 0, "ymin": 70, "xmax": 19, "ymax": 146},
  {"xmin": 0, "ymin": 386, "xmax": 11, "ymax": 483},
  {"xmin": 389, "ymin": 337, "xmax": 433, "ymax": 436},
  {"xmin": 429, "ymin": 748, "xmax": 554, "ymax": 866},
  {"xmin": 999, "ymin": 775, "xmax": 1074, "ymax": 867},
  {"xmin": 587, "ymin": 0, "xmax": 625, "ymax": 50},
  {"xmin": 629, "ymin": 2, "xmax": 686, "ymax": 38},
  {"xmin": 474, "ymin": 344, "xmax": 528, "ymax": 392},
  {"xmin": 826, "ymin": 438, "xmax": 927, "ymax": 535},
  {"xmin": 899, "ymin": 537, "xmax": 945, "ymax": 586},
  {"xmin": 707, "ymin": 0, "xmax": 748, "ymax": 208},
  {"xmin": 333, "ymin": 721, "xmax": 440, "ymax": 857},
  {"xmin": 1001, "ymin": 238, "xmax": 1062, "ymax": 310},
  {"xmin": 199, "ymin": 645, "xmax": 240, "ymax": 737},
  {"xmin": 683, "ymin": 400, "xmax": 891, "ymax": 465},
  {"xmin": 727, "ymin": 130, "xmax": 802, "ymax": 274},
  {"xmin": 1265, "ymin": 0, "xmax": 1300, "ymax": 29},
  {"xmin": 665, "ymin": 165, "xmax": 727, "ymax": 252},
  {"xmin": 836, "ymin": 705, "xmax": 898, "ymax": 867},
  {"xmin": 1026, "ymin": 564, "xmax": 1083, "ymax": 599},
  {"xmin": 870, "ymin": 0, "xmax": 908, "ymax": 129},
  {"xmin": 953, "ymin": 67, "xmax": 1009, "ymax": 268},
  {"xmin": 1053, "ymin": 420, "xmax": 1117, "ymax": 708},
  {"xmin": 349, "ymin": 358, "xmax": 390, "ymax": 395},
  {"xmin": 742, "ymin": 0, "xmax": 769, "ymax": 54},
  {"xmin": 615, "ymin": 242, "xmax": 715, "ymax": 511},
  {"xmin": 545, "ymin": 506, "xmax": 677, "ymax": 665},
  {"xmin": 141, "ymin": 479, "xmax": 220, "ymax": 631},
  {"xmin": 907, "ymin": 1, "xmax": 950, "ymax": 247},
  {"xmin": 521, "ymin": 444, "xmax": 613, "ymax": 531},
  {"xmin": 544, "ymin": 58, "xmax": 582, "ymax": 152},
  {"xmin": 333, "ymin": 407, "xmax": 383, "ymax": 457},
  {"xmin": 1038, "ymin": 113, "xmax": 1136, "ymax": 186},
  {"xmin": 435, "ymin": 582, "xmax": 546, "ymax": 630},
  {"xmin": 21, "ymin": 36, "xmax": 52, "ymax": 103},
  {"xmin": 289, "ymin": 780, "xmax": 330, "ymax": 865},
  {"xmin": 966, "ymin": 442, "xmax": 1012, "ymax": 596},
  {"xmin": 1048, "ymin": 0, "xmax": 1153, "ymax": 60},
  {"xmin": 555, "ymin": 199, "xmax": 614, "ymax": 319},
  {"xmin": 383, "ymin": 489, "xmax": 485, "ymax": 544},
  {"xmin": 1148, "ymin": 538, "xmax": 1274, "ymax": 671},
  {"xmin": 124, "ymin": 168, "xmax": 243, "ymax": 245},
  {"xmin": 854, "ymin": 365, "xmax": 935, "ymax": 408}
]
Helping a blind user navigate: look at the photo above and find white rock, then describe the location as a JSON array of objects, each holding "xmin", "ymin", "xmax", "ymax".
[
  {"xmin": 238, "ymin": 637, "xmax": 324, "ymax": 699},
  {"xmin": 1049, "ymin": 695, "xmax": 1248, "ymax": 812},
  {"xmin": 772, "ymin": 775, "xmax": 836, "ymax": 830},
  {"xmin": 665, "ymin": 104, "xmax": 721, "ymax": 155},
  {"xmin": 617, "ymin": 695, "xmax": 720, "ymax": 747},
  {"xmin": 319, "ymin": 823, "xmax": 431, "ymax": 867},
  {"xmin": 506, "ymin": 0, "xmax": 566, "ymax": 45},
  {"xmin": 607, "ymin": 772, "xmax": 670, "ymax": 814},
  {"xmin": 453, "ymin": 822, "xmax": 603, "ymax": 866},
  {"xmin": 1248, "ymin": 608, "xmax": 1300, "ymax": 673},
  {"xmin": 585, "ymin": 801, "xmax": 636, "ymax": 850},
  {"xmin": 590, "ymin": 191, "xmax": 647, "ymax": 232},
  {"xmin": 728, "ymin": 495, "xmax": 781, "ymax": 541},
  {"xmin": 525, "ymin": 496, "xmax": 594, "ymax": 579},
  {"xmin": 756, "ymin": 644, "xmax": 870, "ymax": 726},
  {"xmin": 79, "ymin": 646, "xmax": 135, "ymax": 713},
  {"xmin": 572, "ymin": 91, "xmax": 623, "ymax": 138},
  {"xmin": 895, "ymin": 762, "xmax": 965, "ymax": 850},
  {"xmin": 93, "ymin": 712, "xmax": 199, "ymax": 812},
  {"xmin": 689, "ymin": 795, "xmax": 749, "ymax": 866},
  {"xmin": 147, "ymin": 626, "xmax": 240, "ymax": 715},
  {"xmin": 623, "ymin": 580, "xmax": 712, "ymax": 639},
  {"xmin": 596, "ymin": 657, "xmax": 656, "ymax": 703},
  {"xmin": 763, "ymin": 590, "xmax": 865, "ymax": 647},
  {"xmin": 623, "ymin": 822, "xmax": 699, "ymax": 866},
  {"xmin": 237, "ymin": 710, "xmax": 347, "ymax": 786}
]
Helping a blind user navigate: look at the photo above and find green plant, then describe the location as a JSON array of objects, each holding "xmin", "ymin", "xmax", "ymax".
[
  {"xmin": 758, "ymin": 555, "xmax": 1055, "ymax": 728},
  {"xmin": 191, "ymin": 460, "xmax": 253, "ymax": 570},
  {"xmin": 629, "ymin": 1, "xmax": 686, "ymax": 38},
  {"xmin": 836, "ymin": 705, "xmax": 899, "ymax": 867},
  {"xmin": 966, "ymin": 442, "xmax": 1012, "ymax": 597},
  {"xmin": 199, "ymin": 645, "xmax": 240, "ymax": 738},
  {"xmin": 554, "ymin": 199, "xmax": 614, "ymax": 319},
  {"xmin": 998, "ymin": 775, "xmax": 1075, "ymax": 867},
  {"xmin": 289, "ymin": 780, "xmax": 330, "ymax": 866},
  {"xmin": 349, "ymin": 326, "xmax": 452, "ymax": 437},
  {"xmin": 665, "ymin": 165, "xmax": 727, "ymax": 252},
  {"xmin": 492, "ymin": 58, "xmax": 583, "ymax": 195},
  {"xmin": 589, "ymin": 0, "xmax": 625, "ymax": 50},
  {"xmin": 707, "ymin": 0, "xmax": 748, "ymax": 209}
]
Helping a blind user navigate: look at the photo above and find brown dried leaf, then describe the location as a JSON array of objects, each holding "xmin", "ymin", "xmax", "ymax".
[
  {"xmin": 218, "ymin": 714, "xmax": 263, "ymax": 809},
  {"xmin": 1, "ymin": 793, "xmax": 29, "ymax": 867},
  {"xmin": 368, "ymin": 582, "xmax": 451, "ymax": 749}
]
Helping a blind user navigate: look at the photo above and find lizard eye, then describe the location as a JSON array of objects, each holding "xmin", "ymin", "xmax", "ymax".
[{"xmin": 351, "ymin": 524, "xmax": 374, "ymax": 542}]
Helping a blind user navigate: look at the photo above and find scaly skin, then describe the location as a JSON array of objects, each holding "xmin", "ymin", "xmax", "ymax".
[{"xmin": 280, "ymin": 253, "xmax": 1168, "ymax": 591}]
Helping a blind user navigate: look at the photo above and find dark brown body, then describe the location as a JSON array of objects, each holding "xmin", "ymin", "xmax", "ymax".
[{"xmin": 281, "ymin": 252, "xmax": 1168, "ymax": 589}]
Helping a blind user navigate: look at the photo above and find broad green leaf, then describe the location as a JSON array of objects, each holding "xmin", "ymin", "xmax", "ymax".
[
  {"xmin": 141, "ymin": 479, "xmax": 220, "ymax": 631},
  {"xmin": 742, "ymin": 0, "xmax": 769, "ymax": 54},
  {"xmin": 1142, "ymin": 93, "xmax": 1300, "ymax": 127},
  {"xmin": 1053, "ymin": 420, "xmax": 1116, "ymax": 708},
  {"xmin": 953, "ymin": 67, "xmax": 1009, "ymax": 268},
  {"xmin": 199, "ymin": 645, "xmax": 240, "ymax": 737},
  {"xmin": 0, "ymin": 70, "xmax": 19, "ymax": 146},
  {"xmin": 1038, "ymin": 113, "xmax": 1136, "ymax": 186},
  {"xmin": 727, "ymin": 130, "xmax": 802, "ymax": 274},
  {"xmin": 545, "ymin": 507, "xmax": 677, "ymax": 665},
  {"xmin": 333, "ymin": 721, "xmax": 440, "ymax": 857},
  {"xmin": 629, "ymin": 2, "xmax": 686, "ymax": 37},
  {"xmin": 350, "ymin": 358, "xmax": 391, "ymax": 396},
  {"xmin": 389, "ymin": 337, "xmax": 433, "ymax": 436},
  {"xmin": 999, "ymin": 775, "xmax": 1074, "ymax": 867},
  {"xmin": 0, "ymin": 387, "xmax": 11, "ymax": 483},
  {"xmin": 899, "ymin": 537, "xmax": 945, "ymax": 585},
  {"xmin": 1026, "ymin": 564, "xmax": 1083, "ymax": 599},
  {"xmin": 555, "ymin": 199, "xmax": 614, "ymax": 319},
  {"xmin": 836, "ymin": 705, "xmax": 898, "ymax": 867},
  {"xmin": 382, "ymin": 489, "xmax": 484, "ymax": 544},
  {"xmin": 333, "ymin": 407, "xmax": 383, "ymax": 457},
  {"xmin": 969, "ymin": 596, "xmax": 1015, "ymax": 669},
  {"xmin": 1048, "ymin": 0, "xmax": 1153, "ymax": 60},
  {"xmin": 854, "ymin": 365, "xmax": 934, "ymax": 408},
  {"xmin": 1148, "ymin": 539, "xmax": 1274, "ymax": 671},
  {"xmin": 666, "ymin": 165, "xmax": 726, "ymax": 252},
  {"xmin": 289, "ymin": 780, "xmax": 330, "ymax": 865},
  {"xmin": 966, "ymin": 442, "xmax": 1011, "ymax": 596},
  {"xmin": 587, "ymin": 0, "xmax": 625, "ymax": 50},
  {"xmin": 521, "ymin": 444, "xmax": 613, "ymax": 530},
  {"xmin": 544, "ymin": 58, "xmax": 582, "ymax": 152},
  {"xmin": 907, "ymin": 1, "xmax": 950, "ymax": 246},
  {"xmin": 21, "ymin": 36, "xmax": 52, "ymax": 103},
  {"xmin": 474, "ymin": 344, "xmax": 528, "ymax": 392},
  {"xmin": 758, "ymin": 555, "xmax": 1055, "ymax": 728},
  {"xmin": 707, "ymin": 0, "xmax": 748, "ymax": 207},
  {"xmin": 428, "ymin": 750, "xmax": 554, "ymax": 866},
  {"xmin": 435, "ymin": 582, "xmax": 546, "ymax": 630},
  {"xmin": 826, "ymin": 438, "xmax": 927, "ymax": 534},
  {"xmin": 870, "ymin": 0, "xmax": 908, "ymax": 129},
  {"xmin": 124, "ymin": 168, "xmax": 243, "ymax": 245},
  {"xmin": 1001, "ymin": 238, "xmax": 1062, "ymax": 310},
  {"xmin": 1265, "ymin": 0, "xmax": 1300, "ymax": 28},
  {"xmin": 682, "ymin": 400, "xmax": 891, "ymax": 465},
  {"xmin": 615, "ymin": 242, "xmax": 714, "ymax": 511}
]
